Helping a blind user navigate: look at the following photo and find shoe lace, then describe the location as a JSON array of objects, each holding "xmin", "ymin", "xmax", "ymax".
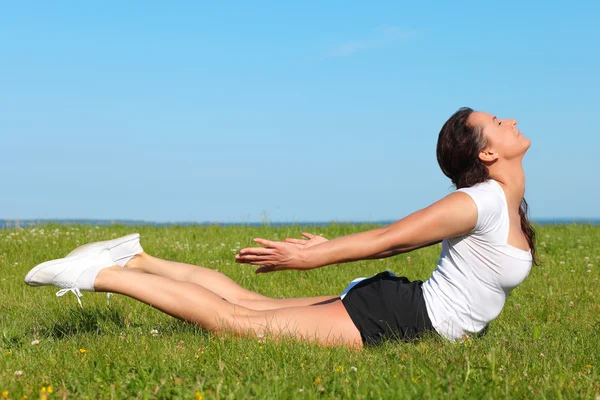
[
  {"xmin": 56, "ymin": 286, "xmax": 84, "ymax": 308},
  {"xmin": 55, "ymin": 288, "xmax": 112, "ymax": 307}
]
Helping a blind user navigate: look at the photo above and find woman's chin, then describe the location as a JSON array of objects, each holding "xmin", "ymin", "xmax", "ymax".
[{"xmin": 522, "ymin": 137, "xmax": 532, "ymax": 152}]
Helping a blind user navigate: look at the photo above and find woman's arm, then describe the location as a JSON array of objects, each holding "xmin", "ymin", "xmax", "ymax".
[
  {"xmin": 301, "ymin": 191, "xmax": 476, "ymax": 268},
  {"xmin": 363, "ymin": 240, "xmax": 442, "ymax": 259},
  {"xmin": 236, "ymin": 191, "xmax": 477, "ymax": 273},
  {"xmin": 284, "ymin": 232, "xmax": 441, "ymax": 260}
]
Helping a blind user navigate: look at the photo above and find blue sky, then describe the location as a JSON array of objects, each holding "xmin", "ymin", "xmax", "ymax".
[{"xmin": 1, "ymin": 1, "xmax": 599, "ymax": 223}]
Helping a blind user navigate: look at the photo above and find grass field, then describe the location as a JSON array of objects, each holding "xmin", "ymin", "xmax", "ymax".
[{"xmin": 1, "ymin": 224, "xmax": 599, "ymax": 399}]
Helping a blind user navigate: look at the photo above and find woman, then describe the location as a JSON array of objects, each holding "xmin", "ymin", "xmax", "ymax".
[{"xmin": 24, "ymin": 107, "xmax": 536, "ymax": 349}]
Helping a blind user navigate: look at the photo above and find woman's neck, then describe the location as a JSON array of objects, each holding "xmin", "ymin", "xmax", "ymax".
[{"xmin": 490, "ymin": 162, "xmax": 526, "ymax": 204}]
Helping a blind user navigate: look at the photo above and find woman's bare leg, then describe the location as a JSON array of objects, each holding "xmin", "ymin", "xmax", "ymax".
[
  {"xmin": 126, "ymin": 253, "xmax": 338, "ymax": 310},
  {"xmin": 94, "ymin": 267, "xmax": 362, "ymax": 348}
]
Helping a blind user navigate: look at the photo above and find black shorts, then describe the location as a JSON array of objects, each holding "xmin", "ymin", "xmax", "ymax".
[{"xmin": 340, "ymin": 271, "xmax": 436, "ymax": 346}]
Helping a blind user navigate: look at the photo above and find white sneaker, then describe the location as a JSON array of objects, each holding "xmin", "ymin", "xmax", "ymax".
[
  {"xmin": 67, "ymin": 233, "xmax": 143, "ymax": 267},
  {"xmin": 24, "ymin": 248, "xmax": 115, "ymax": 307}
]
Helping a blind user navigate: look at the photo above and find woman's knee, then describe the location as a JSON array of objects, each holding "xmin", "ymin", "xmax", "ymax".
[{"xmin": 233, "ymin": 298, "xmax": 272, "ymax": 310}]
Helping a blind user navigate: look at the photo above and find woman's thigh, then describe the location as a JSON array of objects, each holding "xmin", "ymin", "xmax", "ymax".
[
  {"xmin": 238, "ymin": 295, "xmax": 339, "ymax": 310},
  {"xmin": 241, "ymin": 298, "xmax": 362, "ymax": 348}
]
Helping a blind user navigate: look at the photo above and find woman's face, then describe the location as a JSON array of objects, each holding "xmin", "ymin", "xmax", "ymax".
[{"xmin": 468, "ymin": 111, "xmax": 531, "ymax": 162}]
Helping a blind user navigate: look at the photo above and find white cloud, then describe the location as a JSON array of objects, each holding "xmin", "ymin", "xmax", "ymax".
[{"xmin": 328, "ymin": 25, "xmax": 417, "ymax": 57}]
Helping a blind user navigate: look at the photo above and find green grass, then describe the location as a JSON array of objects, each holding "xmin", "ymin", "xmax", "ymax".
[{"xmin": 1, "ymin": 224, "xmax": 599, "ymax": 399}]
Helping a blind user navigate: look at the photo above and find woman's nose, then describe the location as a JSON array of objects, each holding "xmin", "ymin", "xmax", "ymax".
[{"xmin": 509, "ymin": 119, "xmax": 518, "ymax": 127}]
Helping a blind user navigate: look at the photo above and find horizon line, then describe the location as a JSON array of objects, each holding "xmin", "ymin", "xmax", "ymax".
[{"xmin": 1, "ymin": 217, "xmax": 599, "ymax": 229}]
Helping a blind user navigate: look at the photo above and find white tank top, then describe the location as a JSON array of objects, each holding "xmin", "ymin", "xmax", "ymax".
[{"xmin": 422, "ymin": 179, "xmax": 532, "ymax": 341}]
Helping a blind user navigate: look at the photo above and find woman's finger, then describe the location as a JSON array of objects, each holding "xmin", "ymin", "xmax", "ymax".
[
  {"xmin": 235, "ymin": 254, "xmax": 271, "ymax": 262},
  {"xmin": 283, "ymin": 241, "xmax": 304, "ymax": 250},
  {"xmin": 236, "ymin": 258, "xmax": 271, "ymax": 265},
  {"xmin": 301, "ymin": 232, "xmax": 316, "ymax": 239},
  {"xmin": 238, "ymin": 247, "xmax": 274, "ymax": 255},
  {"xmin": 284, "ymin": 238, "xmax": 306, "ymax": 245},
  {"xmin": 253, "ymin": 238, "xmax": 278, "ymax": 248},
  {"xmin": 235, "ymin": 258, "xmax": 255, "ymax": 264}
]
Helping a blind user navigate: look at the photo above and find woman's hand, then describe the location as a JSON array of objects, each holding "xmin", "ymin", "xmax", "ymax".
[
  {"xmin": 284, "ymin": 232, "xmax": 328, "ymax": 249},
  {"xmin": 235, "ymin": 238, "xmax": 312, "ymax": 274}
]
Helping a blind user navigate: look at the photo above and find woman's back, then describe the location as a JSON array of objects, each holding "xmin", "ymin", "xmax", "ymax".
[{"xmin": 422, "ymin": 179, "xmax": 532, "ymax": 341}]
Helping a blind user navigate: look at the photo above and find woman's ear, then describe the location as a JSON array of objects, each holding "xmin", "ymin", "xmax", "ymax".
[{"xmin": 478, "ymin": 148, "xmax": 499, "ymax": 163}]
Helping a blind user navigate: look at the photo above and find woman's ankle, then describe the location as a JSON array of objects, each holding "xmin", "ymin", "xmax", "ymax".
[
  {"xmin": 124, "ymin": 252, "xmax": 147, "ymax": 270},
  {"xmin": 94, "ymin": 266, "xmax": 121, "ymax": 291}
]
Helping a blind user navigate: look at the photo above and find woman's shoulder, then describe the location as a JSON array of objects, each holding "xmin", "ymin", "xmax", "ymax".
[
  {"xmin": 457, "ymin": 179, "xmax": 504, "ymax": 204},
  {"xmin": 458, "ymin": 179, "xmax": 501, "ymax": 193},
  {"xmin": 456, "ymin": 180, "xmax": 505, "ymax": 234}
]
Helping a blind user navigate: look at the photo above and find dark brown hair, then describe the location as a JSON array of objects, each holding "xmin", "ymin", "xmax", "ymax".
[{"xmin": 436, "ymin": 107, "xmax": 537, "ymax": 265}]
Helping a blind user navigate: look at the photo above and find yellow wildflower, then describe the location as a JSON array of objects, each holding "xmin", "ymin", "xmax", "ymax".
[
  {"xmin": 195, "ymin": 391, "xmax": 203, "ymax": 400},
  {"xmin": 313, "ymin": 377, "xmax": 322, "ymax": 385},
  {"xmin": 336, "ymin": 365, "xmax": 344, "ymax": 373},
  {"xmin": 47, "ymin": 386, "xmax": 53, "ymax": 394},
  {"xmin": 2, "ymin": 391, "xmax": 8, "ymax": 399},
  {"xmin": 79, "ymin": 348, "xmax": 89, "ymax": 353}
]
